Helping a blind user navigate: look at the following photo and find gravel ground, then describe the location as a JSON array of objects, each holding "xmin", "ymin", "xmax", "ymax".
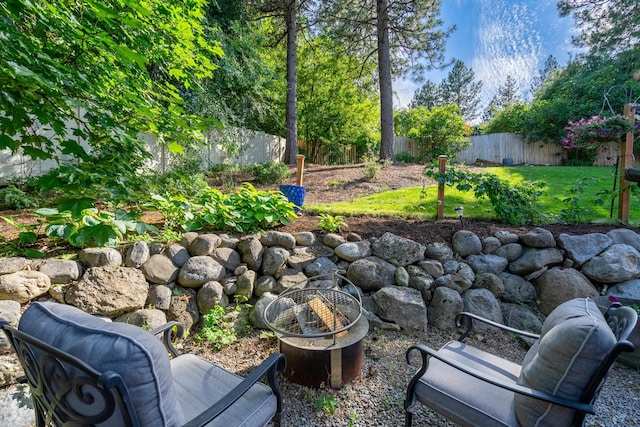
[
  {"xmin": 186, "ymin": 325, "xmax": 640, "ymax": 427},
  {"xmin": 1, "ymin": 324, "xmax": 639, "ymax": 426}
]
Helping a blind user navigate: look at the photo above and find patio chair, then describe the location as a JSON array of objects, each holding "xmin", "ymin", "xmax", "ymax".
[
  {"xmin": 0, "ymin": 301, "xmax": 286, "ymax": 427},
  {"xmin": 404, "ymin": 297, "xmax": 637, "ymax": 427}
]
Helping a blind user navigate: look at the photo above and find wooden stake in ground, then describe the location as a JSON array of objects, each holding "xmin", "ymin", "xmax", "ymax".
[
  {"xmin": 618, "ymin": 104, "xmax": 636, "ymax": 223},
  {"xmin": 296, "ymin": 154, "xmax": 305, "ymax": 186},
  {"xmin": 437, "ymin": 155, "xmax": 447, "ymax": 220}
]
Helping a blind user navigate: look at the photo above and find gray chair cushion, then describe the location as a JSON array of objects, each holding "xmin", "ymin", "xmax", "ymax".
[
  {"xmin": 171, "ymin": 354, "xmax": 276, "ymax": 426},
  {"xmin": 414, "ymin": 341, "xmax": 521, "ymax": 427},
  {"xmin": 19, "ymin": 302, "xmax": 185, "ymax": 427},
  {"xmin": 515, "ymin": 298, "xmax": 616, "ymax": 426}
]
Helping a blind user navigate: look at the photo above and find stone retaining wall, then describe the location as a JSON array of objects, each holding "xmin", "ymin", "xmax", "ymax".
[{"xmin": 2, "ymin": 226, "xmax": 640, "ymax": 373}]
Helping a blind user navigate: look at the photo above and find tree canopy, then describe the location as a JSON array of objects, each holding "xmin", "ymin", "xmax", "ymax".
[
  {"xmin": 558, "ymin": 0, "xmax": 640, "ymax": 54},
  {"xmin": 394, "ymin": 105, "xmax": 471, "ymax": 161},
  {"xmin": 319, "ymin": 0, "xmax": 450, "ymax": 160},
  {"xmin": 0, "ymin": 0, "xmax": 221, "ymax": 162}
]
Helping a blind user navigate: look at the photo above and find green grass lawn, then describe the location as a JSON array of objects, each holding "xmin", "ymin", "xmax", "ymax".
[{"xmin": 306, "ymin": 165, "xmax": 640, "ymax": 225}]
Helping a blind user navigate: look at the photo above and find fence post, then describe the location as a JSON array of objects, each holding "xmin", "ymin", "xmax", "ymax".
[
  {"xmin": 618, "ymin": 104, "xmax": 637, "ymax": 223},
  {"xmin": 437, "ymin": 155, "xmax": 447, "ymax": 220}
]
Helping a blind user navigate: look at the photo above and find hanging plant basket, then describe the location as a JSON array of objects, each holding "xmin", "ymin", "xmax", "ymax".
[{"xmin": 562, "ymin": 115, "xmax": 637, "ymax": 150}]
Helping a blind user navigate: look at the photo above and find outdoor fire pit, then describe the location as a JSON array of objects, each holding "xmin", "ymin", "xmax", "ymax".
[{"xmin": 264, "ymin": 272, "xmax": 369, "ymax": 388}]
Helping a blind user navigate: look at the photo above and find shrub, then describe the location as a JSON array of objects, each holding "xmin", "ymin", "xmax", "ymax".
[
  {"xmin": 425, "ymin": 164, "xmax": 546, "ymax": 225},
  {"xmin": 395, "ymin": 151, "xmax": 415, "ymax": 163},
  {"xmin": 252, "ymin": 161, "xmax": 290, "ymax": 184},
  {"xmin": 318, "ymin": 214, "xmax": 347, "ymax": 233},
  {"xmin": 363, "ymin": 150, "xmax": 380, "ymax": 180}
]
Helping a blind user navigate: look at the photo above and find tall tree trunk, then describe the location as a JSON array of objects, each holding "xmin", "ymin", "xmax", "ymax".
[
  {"xmin": 376, "ymin": 0, "xmax": 394, "ymax": 161},
  {"xmin": 285, "ymin": 0, "xmax": 298, "ymax": 164}
]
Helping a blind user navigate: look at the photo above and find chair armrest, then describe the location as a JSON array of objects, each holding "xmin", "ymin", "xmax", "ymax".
[
  {"xmin": 150, "ymin": 321, "xmax": 184, "ymax": 358},
  {"xmin": 182, "ymin": 352, "xmax": 287, "ymax": 427},
  {"xmin": 456, "ymin": 312, "xmax": 540, "ymax": 341},
  {"xmin": 406, "ymin": 344, "xmax": 594, "ymax": 415}
]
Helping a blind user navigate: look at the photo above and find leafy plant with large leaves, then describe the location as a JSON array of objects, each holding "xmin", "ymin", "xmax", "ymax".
[{"xmin": 0, "ymin": 0, "xmax": 221, "ymax": 163}]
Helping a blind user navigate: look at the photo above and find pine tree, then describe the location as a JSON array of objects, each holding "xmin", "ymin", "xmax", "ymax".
[
  {"xmin": 439, "ymin": 60, "xmax": 483, "ymax": 122},
  {"xmin": 411, "ymin": 80, "xmax": 442, "ymax": 109}
]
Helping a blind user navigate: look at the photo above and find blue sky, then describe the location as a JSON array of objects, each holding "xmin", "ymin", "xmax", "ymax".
[{"xmin": 394, "ymin": 0, "xmax": 581, "ymax": 114}]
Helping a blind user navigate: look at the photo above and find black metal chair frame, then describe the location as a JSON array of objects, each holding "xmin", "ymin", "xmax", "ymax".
[
  {"xmin": 1, "ymin": 319, "xmax": 286, "ymax": 427},
  {"xmin": 404, "ymin": 303, "xmax": 637, "ymax": 427}
]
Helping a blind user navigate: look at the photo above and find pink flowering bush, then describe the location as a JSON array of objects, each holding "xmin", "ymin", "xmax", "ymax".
[{"xmin": 561, "ymin": 115, "xmax": 639, "ymax": 150}]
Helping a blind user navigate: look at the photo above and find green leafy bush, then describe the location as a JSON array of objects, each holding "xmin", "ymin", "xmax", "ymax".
[
  {"xmin": 395, "ymin": 151, "xmax": 415, "ymax": 163},
  {"xmin": 252, "ymin": 161, "xmax": 290, "ymax": 184},
  {"xmin": 0, "ymin": 184, "xmax": 39, "ymax": 210},
  {"xmin": 36, "ymin": 206, "xmax": 157, "ymax": 247},
  {"xmin": 425, "ymin": 164, "xmax": 546, "ymax": 225},
  {"xmin": 363, "ymin": 150, "xmax": 380, "ymax": 180},
  {"xmin": 194, "ymin": 306, "xmax": 238, "ymax": 350},
  {"xmin": 318, "ymin": 213, "xmax": 347, "ymax": 233},
  {"xmin": 150, "ymin": 183, "xmax": 297, "ymax": 233}
]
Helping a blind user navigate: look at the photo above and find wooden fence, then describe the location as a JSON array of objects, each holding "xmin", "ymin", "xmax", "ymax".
[
  {"xmin": 1, "ymin": 128, "xmax": 627, "ymax": 185},
  {"xmin": 395, "ymin": 133, "xmax": 622, "ymax": 167},
  {"xmin": 1, "ymin": 126, "xmax": 286, "ymax": 184}
]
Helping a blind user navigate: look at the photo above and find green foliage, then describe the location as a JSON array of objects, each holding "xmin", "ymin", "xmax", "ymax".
[
  {"xmin": 424, "ymin": 164, "xmax": 546, "ymax": 225},
  {"xmin": 297, "ymin": 35, "xmax": 379, "ymax": 164},
  {"xmin": 558, "ymin": 0, "xmax": 640, "ymax": 53},
  {"xmin": 394, "ymin": 105, "xmax": 471, "ymax": 162},
  {"xmin": 35, "ymin": 142, "xmax": 154, "ymax": 206},
  {"xmin": 557, "ymin": 177, "xmax": 601, "ymax": 224},
  {"xmin": 0, "ymin": 0, "xmax": 221, "ymax": 162},
  {"xmin": 0, "ymin": 183, "xmax": 39, "ymax": 210},
  {"xmin": 150, "ymin": 184, "xmax": 297, "ymax": 233},
  {"xmin": 195, "ymin": 306, "xmax": 238, "ymax": 350},
  {"xmin": 482, "ymin": 103, "xmax": 531, "ymax": 135},
  {"xmin": 252, "ymin": 162, "xmax": 290, "ymax": 185},
  {"xmin": 363, "ymin": 151, "xmax": 381, "ymax": 180},
  {"xmin": 313, "ymin": 395, "xmax": 337, "ymax": 415},
  {"xmin": 36, "ymin": 206, "xmax": 157, "ymax": 248},
  {"xmin": 394, "ymin": 152, "xmax": 415, "ymax": 163},
  {"xmin": 561, "ymin": 115, "xmax": 638, "ymax": 150},
  {"xmin": 438, "ymin": 59, "xmax": 483, "ymax": 123},
  {"xmin": 192, "ymin": 4, "xmax": 285, "ymax": 134},
  {"xmin": 318, "ymin": 214, "xmax": 347, "ymax": 233},
  {"xmin": 524, "ymin": 49, "xmax": 640, "ymax": 143},
  {"xmin": 0, "ymin": 217, "xmax": 45, "ymax": 258},
  {"xmin": 151, "ymin": 169, "xmax": 210, "ymax": 201}
]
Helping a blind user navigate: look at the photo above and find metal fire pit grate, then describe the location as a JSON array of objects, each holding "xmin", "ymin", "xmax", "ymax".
[{"xmin": 264, "ymin": 274, "xmax": 362, "ymax": 339}]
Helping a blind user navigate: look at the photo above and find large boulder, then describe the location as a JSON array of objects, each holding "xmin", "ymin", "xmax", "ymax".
[
  {"xmin": 236, "ymin": 236, "xmax": 264, "ymax": 271},
  {"xmin": 499, "ymin": 272, "xmax": 536, "ymax": 304},
  {"xmin": 177, "ymin": 256, "xmax": 226, "ymax": 288},
  {"xmin": 260, "ymin": 231, "xmax": 296, "ymax": 250},
  {"xmin": 519, "ymin": 227, "xmax": 555, "ymax": 248},
  {"xmin": 261, "ymin": 247, "xmax": 290, "ymax": 277},
  {"xmin": 580, "ymin": 244, "xmax": 640, "ymax": 283},
  {"xmin": 428, "ymin": 287, "xmax": 463, "ymax": 329},
  {"xmin": 461, "ymin": 288, "xmax": 502, "ymax": 328},
  {"xmin": 0, "ymin": 271, "xmax": 51, "ymax": 303},
  {"xmin": 534, "ymin": 267, "xmax": 598, "ymax": 316},
  {"xmin": 65, "ymin": 266, "xmax": 148, "ymax": 317},
  {"xmin": 335, "ymin": 241, "xmax": 371, "ymax": 262},
  {"xmin": 372, "ymin": 232, "xmax": 426, "ymax": 266},
  {"xmin": 465, "ymin": 254, "xmax": 508, "ymax": 275},
  {"xmin": 508, "ymin": 247, "xmax": 564, "ymax": 275},
  {"xmin": 140, "ymin": 254, "xmax": 179, "ymax": 285},
  {"xmin": 347, "ymin": 256, "xmax": 396, "ymax": 291},
  {"xmin": 557, "ymin": 233, "xmax": 612, "ymax": 267},
  {"xmin": 373, "ymin": 286, "xmax": 427, "ymax": 331},
  {"xmin": 452, "ymin": 230, "xmax": 482, "ymax": 257}
]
